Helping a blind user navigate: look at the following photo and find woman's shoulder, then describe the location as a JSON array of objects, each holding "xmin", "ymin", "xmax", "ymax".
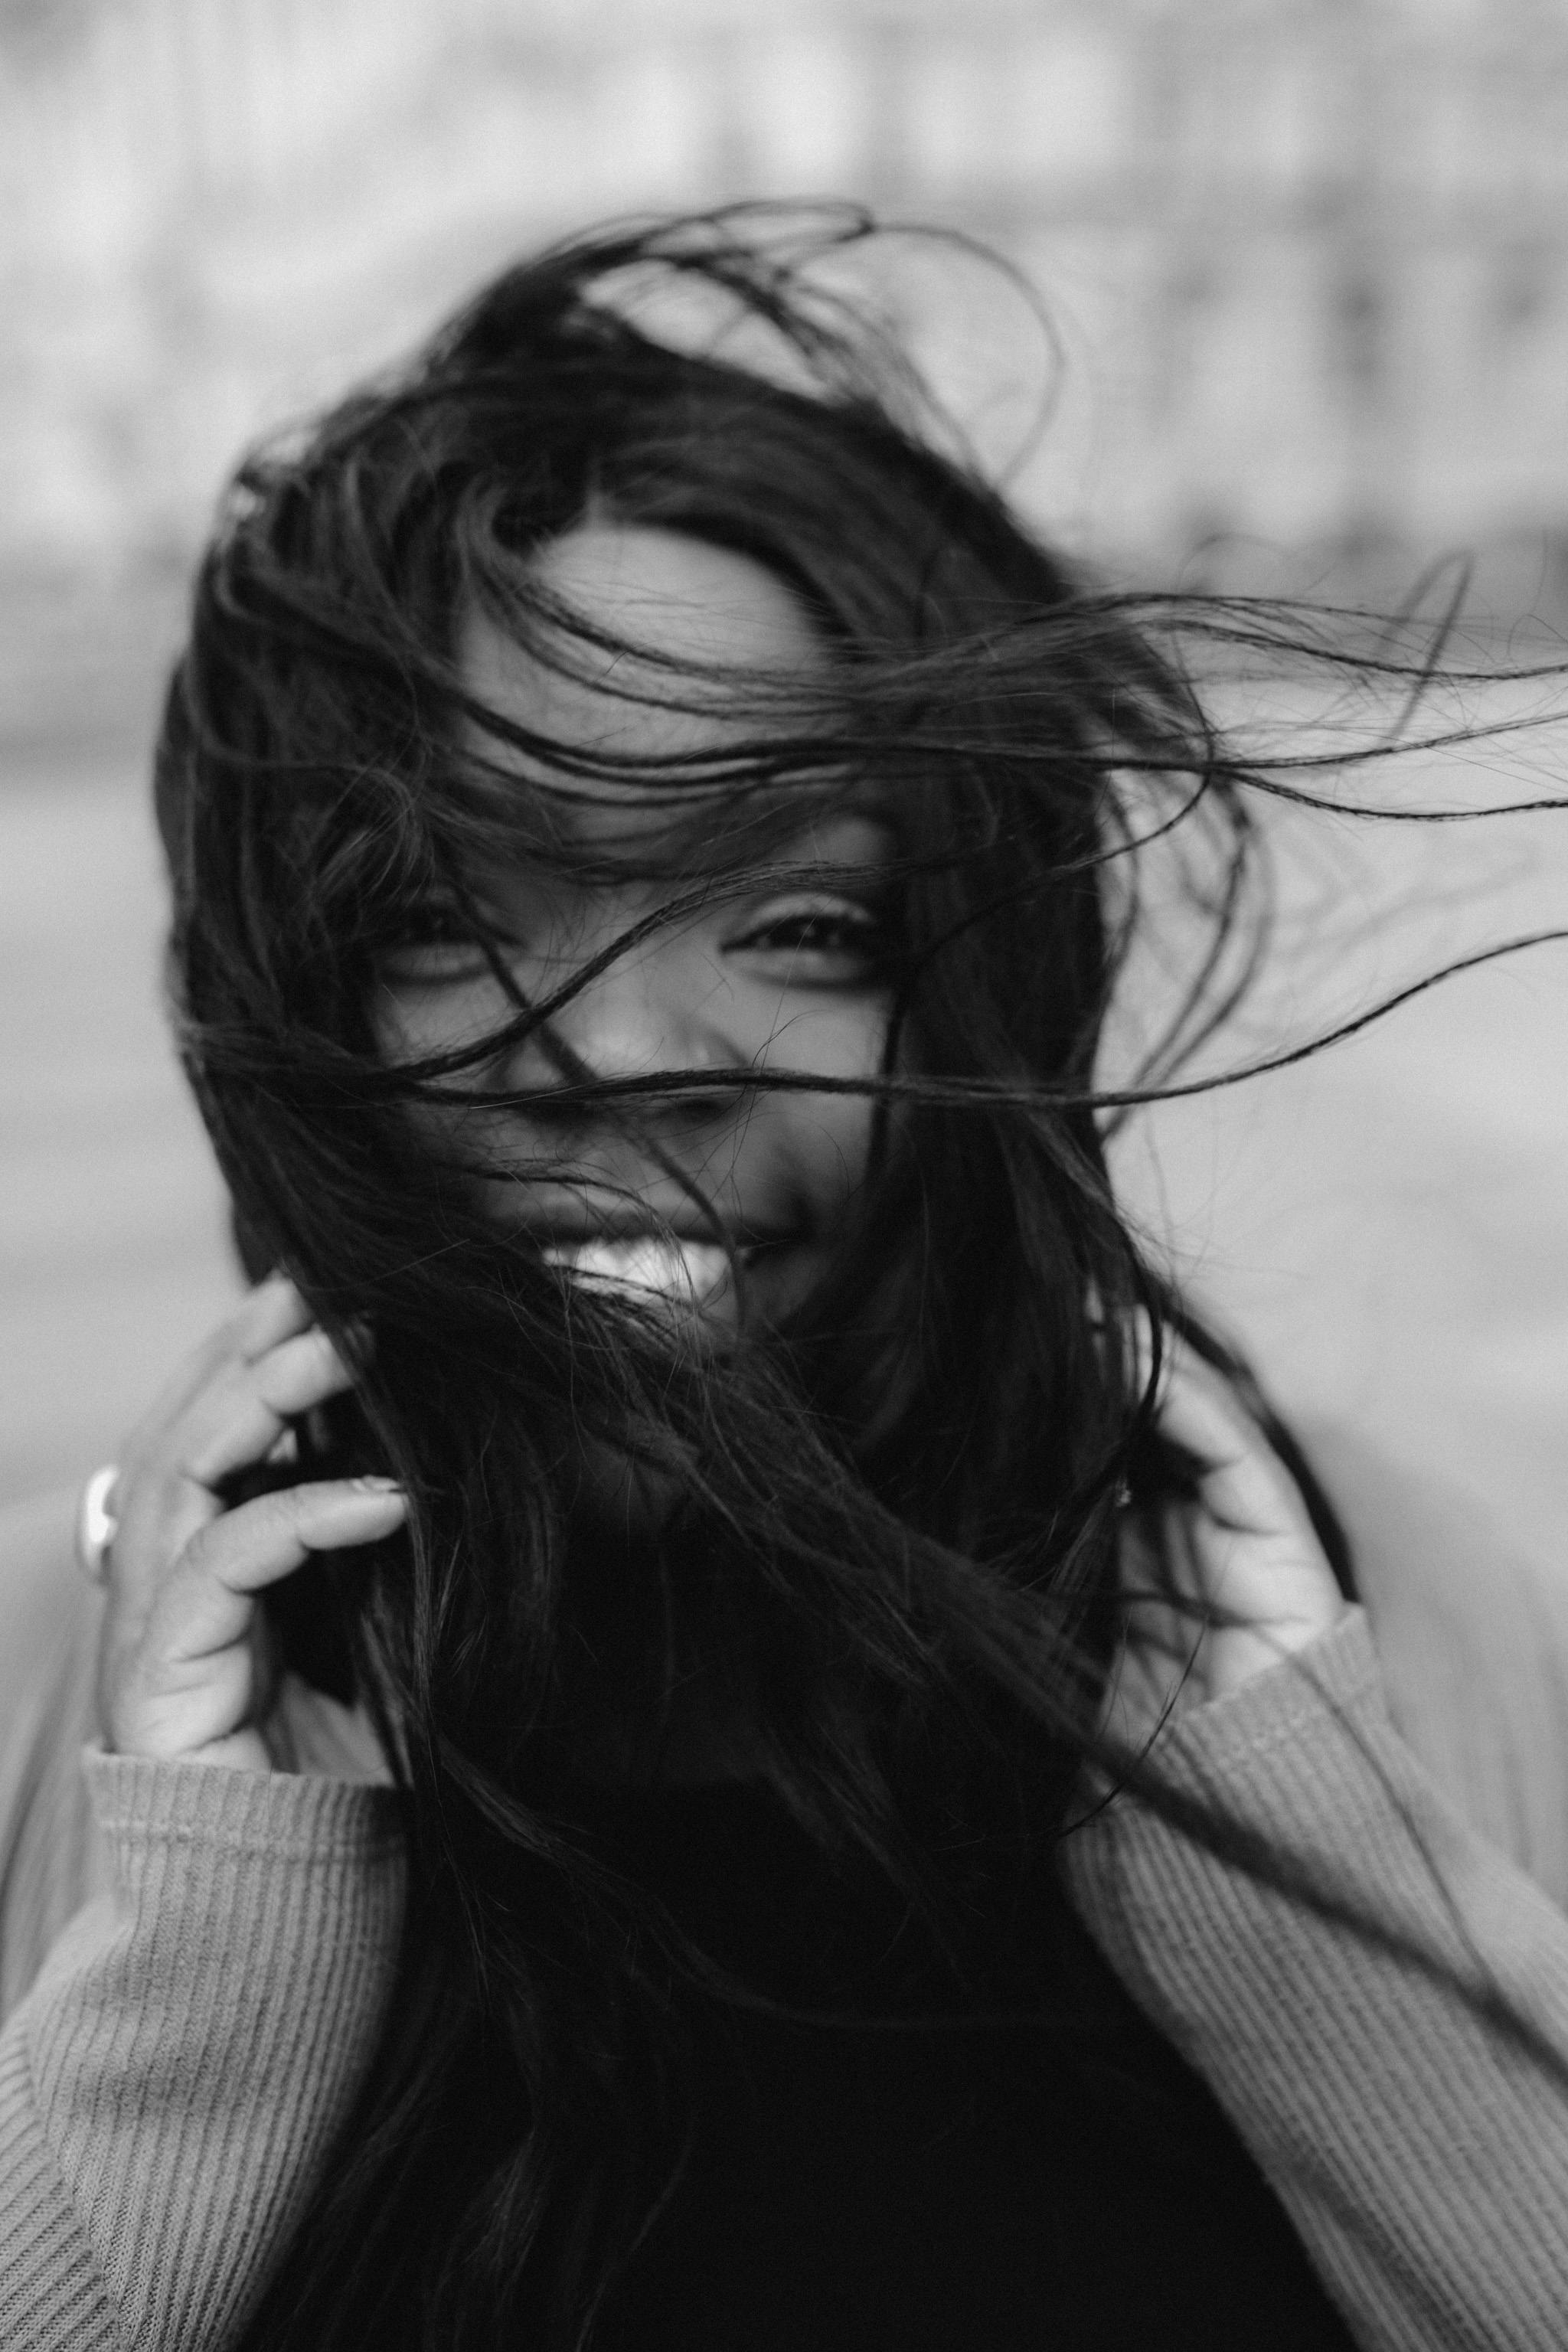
[
  {"xmin": 1302, "ymin": 1419, "xmax": 1568, "ymax": 1909},
  {"xmin": 0, "ymin": 1487, "xmax": 103, "ymax": 2017}
]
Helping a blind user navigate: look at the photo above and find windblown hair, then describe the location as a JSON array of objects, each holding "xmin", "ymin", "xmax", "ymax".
[{"xmin": 160, "ymin": 209, "xmax": 1373, "ymax": 2349}]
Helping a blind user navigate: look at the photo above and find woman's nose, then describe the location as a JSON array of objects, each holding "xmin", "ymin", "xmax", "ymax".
[{"xmin": 515, "ymin": 938, "xmax": 743, "ymax": 1117}]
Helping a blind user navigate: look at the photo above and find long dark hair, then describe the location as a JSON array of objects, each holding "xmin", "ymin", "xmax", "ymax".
[{"xmin": 160, "ymin": 208, "xmax": 1400, "ymax": 2348}]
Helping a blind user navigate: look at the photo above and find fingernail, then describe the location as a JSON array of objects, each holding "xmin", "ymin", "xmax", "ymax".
[{"xmin": 351, "ymin": 1475, "xmax": 403, "ymax": 1495}]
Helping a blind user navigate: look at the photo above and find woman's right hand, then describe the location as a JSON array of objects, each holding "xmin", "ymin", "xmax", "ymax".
[{"xmin": 94, "ymin": 1273, "xmax": 407, "ymax": 1773}]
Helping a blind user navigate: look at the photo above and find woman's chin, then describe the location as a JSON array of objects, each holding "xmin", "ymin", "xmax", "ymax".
[
  {"xmin": 570, "ymin": 1436, "xmax": 687, "ymax": 1539},
  {"xmin": 554, "ymin": 1242, "xmax": 829, "ymax": 1532}
]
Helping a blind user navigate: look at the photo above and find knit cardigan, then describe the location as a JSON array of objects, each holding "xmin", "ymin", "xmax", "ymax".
[{"xmin": 2, "ymin": 1448, "xmax": 1568, "ymax": 2352}]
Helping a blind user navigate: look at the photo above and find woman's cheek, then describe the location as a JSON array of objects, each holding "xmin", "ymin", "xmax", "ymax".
[
  {"xmin": 804, "ymin": 998, "xmax": 912, "ymax": 1252},
  {"xmin": 371, "ymin": 976, "xmax": 505, "ymax": 1067},
  {"xmin": 778, "ymin": 996, "xmax": 896, "ymax": 1213}
]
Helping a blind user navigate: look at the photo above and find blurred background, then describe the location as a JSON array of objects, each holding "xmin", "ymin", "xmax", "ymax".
[{"xmin": 8, "ymin": 0, "xmax": 1568, "ymax": 1581}]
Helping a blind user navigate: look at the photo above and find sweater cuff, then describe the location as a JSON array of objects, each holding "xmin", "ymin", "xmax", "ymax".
[
  {"xmin": 1086, "ymin": 1607, "xmax": 1469, "ymax": 1886},
  {"xmin": 81, "ymin": 1746, "xmax": 403, "ymax": 1867},
  {"xmin": 1150, "ymin": 1606, "xmax": 1386, "ymax": 1781}
]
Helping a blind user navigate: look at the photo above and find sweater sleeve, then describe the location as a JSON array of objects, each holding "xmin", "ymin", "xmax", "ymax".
[
  {"xmin": 1061, "ymin": 1605, "xmax": 1568, "ymax": 2352},
  {"xmin": 0, "ymin": 1750, "xmax": 407, "ymax": 2352}
]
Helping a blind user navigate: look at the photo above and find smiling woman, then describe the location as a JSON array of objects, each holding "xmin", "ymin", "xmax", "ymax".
[
  {"xmin": 374, "ymin": 527, "xmax": 899, "ymax": 1346},
  {"xmin": 5, "ymin": 207, "xmax": 1568, "ymax": 2352}
]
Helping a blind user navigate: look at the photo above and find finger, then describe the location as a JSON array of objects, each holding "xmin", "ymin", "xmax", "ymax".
[
  {"xmin": 1160, "ymin": 1366, "xmax": 1307, "ymax": 1542},
  {"xmin": 178, "ymin": 1328, "xmax": 361, "ymax": 1488},
  {"xmin": 1156, "ymin": 1347, "xmax": 1342, "ymax": 1635},
  {"xmin": 232, "ymin": 1272, "xmax": 318, "ymax": 1364},
  {"xmin": 1151, "ymin": 1345, "xmax": 1243, "ymax": 1456},
  {"xmin": 123, "ymin": 1275, "xmax": 313, "ymax": 1449},
  {"xmin": 154, "ymin": 1480, "xmax": 407, "ymax": 1669},
  {"xmin": 1133, "ymin": 1325, "xmax": 1295, "ymax": 1526},
  {"xmin": 1128, "ymin": 1316, "xmax": 1256, "ymax": 1527},
  {"xmin": 175, "ymin": 1273, "xmax": 314, "ymax": 1398},
  {"xmin": 1127, "ymin": 1306, "xmax": 1156, "ymax": 1400},
  {"xmin": 253, "ymin": 1325, "xmax": 363, "ymax": 1416},
  {"xmin": 193, "ymin": 1477, "xmax": 405, "ymax": 1597}
]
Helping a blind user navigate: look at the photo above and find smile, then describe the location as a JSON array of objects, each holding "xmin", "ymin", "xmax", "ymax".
[{"xmin": 540, "ymin": 1232, "xmax": 787, "ymax": 1308}]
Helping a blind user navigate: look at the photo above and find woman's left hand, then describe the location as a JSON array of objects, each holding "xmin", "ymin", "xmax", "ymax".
[{"xmin": 1103, "ymin": 1336, "xmax": 1348, "ymax": 1749}]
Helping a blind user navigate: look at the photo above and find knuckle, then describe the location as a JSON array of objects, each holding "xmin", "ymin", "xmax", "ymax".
[
  {"xmin": 300, "ymin": 1326, "xmax": 349, "ymax": 1381},
  {"xmin": 256, "ymin": 1327, "xmax": 346, "ymax": 1406},
  {"xmin": 176, "ymin": 1516, "xmax": 224, "ymax": 1578},
  {"xmin": 224, "ymin": 1292, "xmax": 263, "ymax": 1344},
  {"xmin": 263, "ymin": 1484, "xmax": 309, "ymax": 1532},
  {"xmin": 109, "ymin": 1471, "xmax": 211, "ymax": 1576},
  {"xmin": 242, "ymin": 1481, "xmax": 322, "ymax": 1544}
]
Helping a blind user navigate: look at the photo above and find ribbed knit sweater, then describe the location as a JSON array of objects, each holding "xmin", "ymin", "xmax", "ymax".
[{"xmin": 3, "ymin": 1470, "xmax": 1568, "ymax": 2352}]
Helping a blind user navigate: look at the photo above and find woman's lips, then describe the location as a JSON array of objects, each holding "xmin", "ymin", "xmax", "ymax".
[
  {"xmin": 541, "ymin": 1233, "xmax": 737, "ymax": 1308},
  {"xmin": 538, "ymin": 1231, "xmax": 807, "ymax": 1318}
]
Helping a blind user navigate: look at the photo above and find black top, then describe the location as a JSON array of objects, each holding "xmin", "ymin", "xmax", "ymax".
[{"xmin": 589, "ymin": 1782, "xmax": 1360, "ymax": 2352}]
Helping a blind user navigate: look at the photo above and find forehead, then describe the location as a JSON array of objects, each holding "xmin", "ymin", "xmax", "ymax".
[{"xmin": 459, "ymin": 521, "xmax": 825, "ymax": 848}]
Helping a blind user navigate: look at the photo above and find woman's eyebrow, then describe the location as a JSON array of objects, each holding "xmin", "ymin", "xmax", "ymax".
[{"xmin": 769, "ymin": 827, "xmax": 897, "ymax": 877}]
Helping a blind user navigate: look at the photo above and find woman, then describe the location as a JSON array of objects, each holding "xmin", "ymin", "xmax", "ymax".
[{"xmin": 4, "ymin": 209, "xmax": 1568, "ymax": 2352}]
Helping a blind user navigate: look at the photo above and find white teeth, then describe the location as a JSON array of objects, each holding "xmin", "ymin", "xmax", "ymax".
[{"xmin": 541, "ymin": 1235, "xmax": 734, "ymax": 1308}]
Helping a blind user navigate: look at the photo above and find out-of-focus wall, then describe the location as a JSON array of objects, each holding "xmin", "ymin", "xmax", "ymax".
[
  {"xmin": 6, "ymin": 0, "xmax": 1568, "ymax": 747},
  {"xmin": 8, "ymin": 1, "xmax": 1568, "ymax": 1572}
]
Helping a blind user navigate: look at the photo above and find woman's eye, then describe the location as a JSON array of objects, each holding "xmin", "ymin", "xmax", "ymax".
[
  {"xmin": 379, "ymin": 946, "xmax": 484, "ymax": 983},
  {"xmin": 375, "ymin": 912, "xmax": 495, "ymax": 983},
  {"xmin": 730, "ymin": 898, "xmax": 894, "ymax": 971}
]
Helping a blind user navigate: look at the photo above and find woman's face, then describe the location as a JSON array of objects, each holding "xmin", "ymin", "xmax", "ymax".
[{"xmin": 374, "ymin": 521, "xmax": 898, "ymax": 1345}]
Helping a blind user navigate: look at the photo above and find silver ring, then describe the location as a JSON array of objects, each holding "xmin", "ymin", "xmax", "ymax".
[{"xmin": 75, "ymin": 1465, "xmax": 120, "ymax": 1584}]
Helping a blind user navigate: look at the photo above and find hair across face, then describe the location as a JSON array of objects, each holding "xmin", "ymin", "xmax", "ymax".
[
  {"xmin": 151, "ymin": 206, "xmax": 1265, "ymax": 1822},
  {"xmin": 374, "ymin": 523, "xmax": 901, "ymax": 1354},
  {"xmin": 155, "ymin": 212, "xmax": 1204, "ymax": 1557}
]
